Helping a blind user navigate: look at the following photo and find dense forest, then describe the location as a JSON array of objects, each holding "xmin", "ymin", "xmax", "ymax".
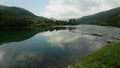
[
  {"xmin": 76, "ymin": 7, "xmax": 120, "ymax": 27},
  {"xmin": 0, "ymin": 5, "xmax": 79, "ymax": 28}
]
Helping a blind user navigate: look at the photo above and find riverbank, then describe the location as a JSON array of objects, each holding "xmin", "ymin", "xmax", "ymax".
[{"xmin": 74, "ymin": 42, "xmax": 120, "ymax": 68}]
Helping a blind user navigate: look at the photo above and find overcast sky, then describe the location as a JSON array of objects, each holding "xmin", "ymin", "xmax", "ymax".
[{"xmin": 0, "ymin": 0, "xmax": 120, "ymax": 20}]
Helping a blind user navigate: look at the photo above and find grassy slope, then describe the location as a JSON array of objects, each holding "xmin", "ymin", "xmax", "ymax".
[{"xmin": 75, "ymin": 43, "xmax": 120, "ymax": 68}]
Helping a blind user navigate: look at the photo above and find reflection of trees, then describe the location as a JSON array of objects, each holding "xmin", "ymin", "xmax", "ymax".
[
  {"xmin": 0, "ymin": 29, "xmax": 37, "ymax": 45},
  {"xmin": 0, "ymin": 27, "xmax": 75, "ymax": 45}
]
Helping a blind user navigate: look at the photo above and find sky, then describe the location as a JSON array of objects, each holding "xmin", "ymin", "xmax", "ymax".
[{"xmin": 0, "ymin": 0, "xmax": 120, "ymax": 20}]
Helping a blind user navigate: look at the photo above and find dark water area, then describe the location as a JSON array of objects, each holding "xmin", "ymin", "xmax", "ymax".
[{"xmin": 0, "ymin": 25, "xmax": 120, "ymax": 68}]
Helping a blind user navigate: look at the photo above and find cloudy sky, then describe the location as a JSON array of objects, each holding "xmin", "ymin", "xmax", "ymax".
[{"xmin": 0, "ymin": 0, "xmax": 120, "ymax": 20}]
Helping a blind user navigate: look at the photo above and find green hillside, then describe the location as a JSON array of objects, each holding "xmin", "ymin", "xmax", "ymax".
[
  {"xmin": 0, "ymin": 5, "xmax": 35, "ymax": 16},
  {"xmin": 77, "ymin": 7, "xmax": 120, "ymax": 27},
  {"xmin": 0, "ymin": 5, "xmax": 51, "ymax": 27}
]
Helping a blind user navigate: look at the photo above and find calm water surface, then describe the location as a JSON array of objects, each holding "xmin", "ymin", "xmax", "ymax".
[{"xmin": 0, "ymin": 25, "xmax": 120, "ymax": 68}]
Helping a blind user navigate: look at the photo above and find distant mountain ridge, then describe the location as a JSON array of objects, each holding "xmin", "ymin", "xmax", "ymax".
[{"xmin": 77, "ymin": 7, "xmax": 120, "ymax": 27}]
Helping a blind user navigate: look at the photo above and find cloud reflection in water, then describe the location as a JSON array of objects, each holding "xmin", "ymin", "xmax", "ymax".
[{"xmin": 0, "ymin": 25, "xmax": 120, "ymax": 68}]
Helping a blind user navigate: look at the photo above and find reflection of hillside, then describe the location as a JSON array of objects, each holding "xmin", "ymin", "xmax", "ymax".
[
  {"xmin": 0, "ymin": 27, "xmax": 75, "ymax": 45},
  {"xmin": 0, "ymin": 29, "xmax": 38, "ymax": 45}
]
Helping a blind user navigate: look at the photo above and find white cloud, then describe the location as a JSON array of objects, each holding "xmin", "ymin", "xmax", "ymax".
[
  {"xmin": 0, "ymin": 0, "xmax": 11, "ymax": 5},
  {"xmin": 40, "ymin": 0, "xmax": 120, "ymax": 20},
  {"xmin": 0, "ymin": 0, "xmax": 3, "ymax": 3}
]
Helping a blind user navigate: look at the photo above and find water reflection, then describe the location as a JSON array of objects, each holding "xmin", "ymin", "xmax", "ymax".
[
  {"xmin": 0, "ymin": 25, "xmax": 120, "ymax": 68},
  {"xmin": 0, "ymin": 27, "xmax": 73, "ymax": 45}
]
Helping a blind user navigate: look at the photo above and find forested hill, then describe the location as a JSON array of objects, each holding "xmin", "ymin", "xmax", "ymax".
[
  {"xmin": 0, "ymin": 5, "xmax": 79, "ymax": 28},
  {"xmin": 76, "ymin": 7, "xmax": 120, "ymax": 27},
  {"xmin": 0, "ymin": 5, "xmax": 34, "ymax": 16},
  {"xmin": 0, "ymin": 5, "xmax": 50, "ymax": 27}
]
